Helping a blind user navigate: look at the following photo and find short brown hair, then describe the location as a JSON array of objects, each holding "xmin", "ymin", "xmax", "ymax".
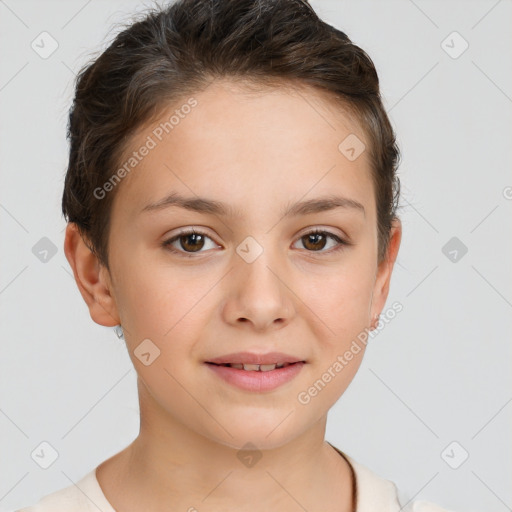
[{"xmin": 62, "ymin": 0, "xmax": 401, "ymax": 271}]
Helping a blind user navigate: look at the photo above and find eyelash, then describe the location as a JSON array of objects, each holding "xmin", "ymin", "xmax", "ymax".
[{"xmin": 161, "ymin": 228, "xmax": 349, "ymax": 258}]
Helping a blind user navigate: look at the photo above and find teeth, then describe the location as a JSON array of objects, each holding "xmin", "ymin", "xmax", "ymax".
[
  {"xmin": 220, "ymin": 362, "xmax": 291, "ymax": 371},
  {"xmin": 243, "ymin": 363, "xmax": 262, "ymax": 371}
]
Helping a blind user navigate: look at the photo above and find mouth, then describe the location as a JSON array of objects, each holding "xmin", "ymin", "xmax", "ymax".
[
  {"xmin": 205, "ymin": 360, "xmax": 306, "ymax": 392},
  {"xmin": 205, "ymin": 361, "xmax": 305, "ymax": 372}
]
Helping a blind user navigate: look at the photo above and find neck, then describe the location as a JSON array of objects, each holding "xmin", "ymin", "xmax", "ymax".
[{"xmin": 96, "ymin": 381, "xmax": 354, "ymax": 512}]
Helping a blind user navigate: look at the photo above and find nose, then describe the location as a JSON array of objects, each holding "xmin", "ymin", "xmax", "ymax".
[{"xmin": 222, "ymin": 250, "xmax": 296, "ymax": 332}]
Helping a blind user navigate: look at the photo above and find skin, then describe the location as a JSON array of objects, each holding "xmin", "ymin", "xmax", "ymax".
[{"xmin": 64, "ymin": 79, "xmax": 401, "ymax": 512}]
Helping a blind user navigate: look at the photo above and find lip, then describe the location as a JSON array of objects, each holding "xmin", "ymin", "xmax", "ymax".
[
  {"xmin": 205, "ymin": 361, "xmax": 306, "ymax": 392},
  {"xmin": 205, "ymin": 351, "xmax": 306, "ymax": 365}
]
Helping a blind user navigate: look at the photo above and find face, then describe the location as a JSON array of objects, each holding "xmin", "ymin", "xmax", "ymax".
[{"xmin": 88, "ymin": 80, "xmax": 400, "ymax": 450}]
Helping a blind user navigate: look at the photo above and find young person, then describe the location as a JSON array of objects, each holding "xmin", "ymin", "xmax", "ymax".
[{"xmin": 18, "ymin": 0, "xmax": 457, "ymax": 510}]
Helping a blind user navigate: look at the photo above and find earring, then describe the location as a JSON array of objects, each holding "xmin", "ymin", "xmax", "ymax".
[{"xmin": 113, "ymin": 324, "xmax": 124, "ymax": 340}]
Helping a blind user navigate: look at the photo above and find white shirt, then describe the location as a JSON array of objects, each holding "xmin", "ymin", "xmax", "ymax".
[{"xmin": 15, "ymin": 449, "xmax": 457, "ymax": 512}]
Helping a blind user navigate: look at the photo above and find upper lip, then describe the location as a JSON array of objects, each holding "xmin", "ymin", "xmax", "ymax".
[{"xmin": 206, "ymin": 352, "xmax": 306, "ymax": 365}]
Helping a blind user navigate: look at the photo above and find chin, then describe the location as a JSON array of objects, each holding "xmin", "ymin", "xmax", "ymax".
[{"xmin": 200, "ymin": 413, "xmax": 312, "ymax": 453}]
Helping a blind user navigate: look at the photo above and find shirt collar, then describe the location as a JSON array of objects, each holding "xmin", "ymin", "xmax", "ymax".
[{"xmin": 327, "ymin": 442, "xmax": 402, "ymax": 512}]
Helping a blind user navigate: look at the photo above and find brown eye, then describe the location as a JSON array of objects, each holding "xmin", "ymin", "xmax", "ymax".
[
  {"xmin": 302, "ymin": 232, "xmax": 327, "ymax": 251},
  {"xmin": 294, "ymin": 229, "xmax": 347, "ymax": 253},
  {"xmin": 178, "ymin": 232, "xmax": 205, "ymax": 252},
  {"xmin": 162, "ymin": 229, "xmax": 219, "ymax": 257}
]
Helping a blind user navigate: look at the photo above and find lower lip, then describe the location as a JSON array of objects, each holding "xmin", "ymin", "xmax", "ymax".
[{"xmin": 205, "ymin": 362, "xmax": 305, "ymax": 392}]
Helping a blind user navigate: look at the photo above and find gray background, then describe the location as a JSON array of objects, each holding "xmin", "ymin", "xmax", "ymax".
[{"xmin": 1, "ymin": 1, "xmax": 511, "ymax": 511}]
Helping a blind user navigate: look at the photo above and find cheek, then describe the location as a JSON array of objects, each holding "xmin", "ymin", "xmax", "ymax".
[
  {"xmin": 116, "ymin": 267, "xmax": 220, "ymax": 399},
  {"xmin": 301, "ymin": 264, "xmax": 374, "ymax": 335},
  {"xmin": 113, "ymin": 253, "xmax": 210, "ymax": 336},
  {"xmin": 295, "ymin": 264, "xmax": 373, "ymax": 399}
]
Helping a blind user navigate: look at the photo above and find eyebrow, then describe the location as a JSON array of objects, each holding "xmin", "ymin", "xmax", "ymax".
[{"xmin": 141, "ymin": 192, "xmax": 365, "ymax": 218}]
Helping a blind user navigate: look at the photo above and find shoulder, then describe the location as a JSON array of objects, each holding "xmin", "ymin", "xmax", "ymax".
[{"xmin": 15, "ymin": 469, "xmax": 104, "ymax": 512}]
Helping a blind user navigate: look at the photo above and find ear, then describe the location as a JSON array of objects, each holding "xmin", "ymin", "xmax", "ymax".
[
  {"xmin": 63, "ymin": 223, "xmax": 120, "ymax": 327},
  {"xmin": 369, "ymin": 218, "xmax": 402, "ymax": 326}
]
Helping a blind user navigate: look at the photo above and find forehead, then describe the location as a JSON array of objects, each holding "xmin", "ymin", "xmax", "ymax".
[{"xmin": 111, "ymin": 79, "xmax": 373, "ymax": 220}]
